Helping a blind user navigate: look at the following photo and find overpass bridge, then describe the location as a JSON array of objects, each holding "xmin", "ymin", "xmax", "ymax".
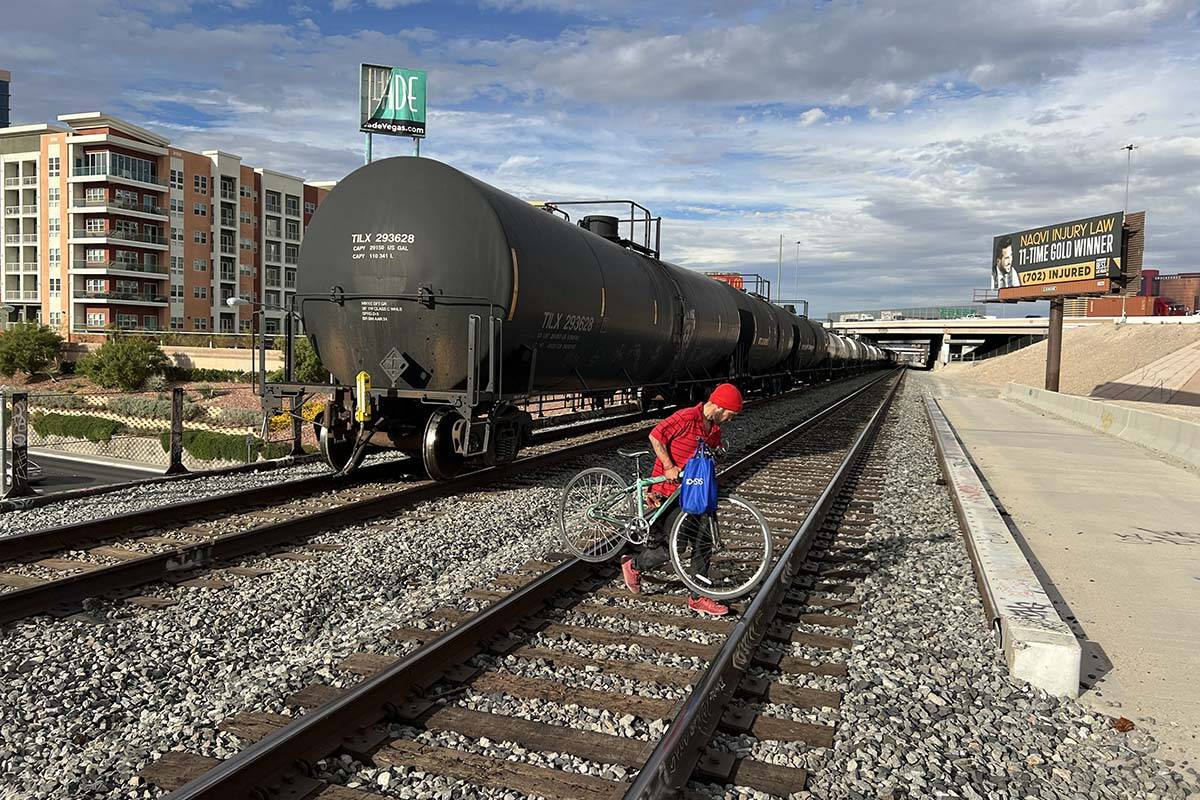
[{"xmin": 826, "ymin": 317, "xmax": 1063, "ymax": 366}]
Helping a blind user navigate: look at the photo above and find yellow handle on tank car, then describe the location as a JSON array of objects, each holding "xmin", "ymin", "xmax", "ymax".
[{"xmin": 355, "ymin": 370, "xmax": 372, "ymax": 423}]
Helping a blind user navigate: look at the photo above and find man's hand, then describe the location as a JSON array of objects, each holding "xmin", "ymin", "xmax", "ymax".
[{"xmin": 664, "ymin": 465, "xmax": 681, "ymax": 481}]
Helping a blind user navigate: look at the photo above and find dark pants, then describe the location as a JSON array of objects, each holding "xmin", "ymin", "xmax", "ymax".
[{"xmin": 632, "ymin": 506, "xmax": 714, "ymax": 597}]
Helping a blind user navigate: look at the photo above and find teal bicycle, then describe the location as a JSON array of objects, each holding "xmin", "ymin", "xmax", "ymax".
[{"xmin": 557, "ymin": 447, "xmax": 774, "ymax": 601}]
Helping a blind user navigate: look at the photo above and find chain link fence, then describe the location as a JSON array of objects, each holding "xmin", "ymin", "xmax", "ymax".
[{"xmin": 1, "ymin": 386, "xmax": 312, "ymax": 498}]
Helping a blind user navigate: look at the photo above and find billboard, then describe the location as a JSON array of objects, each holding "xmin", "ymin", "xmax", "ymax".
[
  {"xmin": 991, "ymin": 212, "xmax": 1123, "ymax": 298},
  {"xmin": 360, "ymin": 63, "xmax": 426, "ymax": 137}
]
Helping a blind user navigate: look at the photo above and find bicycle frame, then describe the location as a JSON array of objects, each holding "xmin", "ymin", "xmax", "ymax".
[{"xmin": 589, "ymin": 474, "xmax": 679, "ymax": 530}]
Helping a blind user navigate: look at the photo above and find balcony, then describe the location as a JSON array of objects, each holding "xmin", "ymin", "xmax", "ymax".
[
  {"xmin": 5, "ymin": 233, "xmax": 38, "ymax": 245},
  {"xmin": 265, "ymin": 204, "xmax": 281, "ymax": 215},
  {"xmin": 3, "ymin": 177, "xmax": 19, "ymax": 188},
  {"xmin": 71, "ymin": 196, "xmax": 167, "ymax": 218},
  {"xmin": 220, "ymin": 271, "xmax": 237, "ymax": 282},
  {"xmin": 76, "ymin": 290, "xmax": 169, "ymax": 304},
  {"xmin": 221, "ymin": 188, "xmax": 237, "ymax": 201},
  {"xmin": 18, "ymin": 262, "xmax": 38, "ymax": 272},
  {"xmin": 220, "ymin": 243, "xmax": 236, "ymax": 255},
  {"xmin": 4, "ymin": 205, "xmax": 37, "ymax": 215},
  {"xmin": 265, "ymin": 270, "xmax": 281, "ymax": 286},
  {"xmin": 4, "ymin": 290, "xmax": 40, "ymax": 302},
  {"xmin": 71, "ymin": 166, "xmax": 167, "ymax": 190},
  {"xmin": 71, "ymin": 228, "xmax": 168, "ymax": 247},
  {"xmin": 285, "ymin": 204, "xmax": 301, "ymax": 218},
  {"xmin": 72, "ymin": 260, "xmax": 170, "ymax": 278},
  {"xmin": 220, "ymin": 215, "xmax": 237, "ymax": 228},
  {"xmin": 285, "ymin": 231, "xmax": 300, "ymax": 242},
  {"xmin": 22, "ymin": 176, "xmax": 37, "ymax": 186}
]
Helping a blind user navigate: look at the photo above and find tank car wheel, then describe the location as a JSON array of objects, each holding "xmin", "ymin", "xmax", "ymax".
[
  {"xmin": 318, "ymin": 413, "xmax": 357, "ymax": 472},
  {"xmin": 422, "ymin": 407, "xmax": 467, "ymax": 480}
]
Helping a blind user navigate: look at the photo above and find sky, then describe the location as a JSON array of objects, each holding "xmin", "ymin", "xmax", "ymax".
[{"xmin": 3, "ymin": 0, "xmax": 1199, "ymax": 319}]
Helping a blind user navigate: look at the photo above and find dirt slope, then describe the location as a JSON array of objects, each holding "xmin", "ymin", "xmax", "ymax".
[{"xmin": 940, "ymin": 322, "xmax": 1200, "ymax": 396}]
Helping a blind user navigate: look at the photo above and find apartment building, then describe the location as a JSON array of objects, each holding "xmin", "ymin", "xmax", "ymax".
[
  {"xmin": 0, "ymin": 69, "xmax": 10, "ymax": 128},
  {"xmin": 0, "ymin": 111, "xmax": 332, "ymax": 336}
]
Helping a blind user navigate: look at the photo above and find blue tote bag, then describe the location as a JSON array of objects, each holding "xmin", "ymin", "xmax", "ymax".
[{"xmin": 679, "ymin": 440, "xmax": 718, "ymax": 515}]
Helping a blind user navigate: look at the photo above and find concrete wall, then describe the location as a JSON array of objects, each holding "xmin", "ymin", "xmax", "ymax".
[
  {"xmin": 62, "ymin": 341, "xmax": 282, "ymax": 371},
  {"xmin": 1003, "ymin": 383, "xmax": 1200, "ymax": 468}
]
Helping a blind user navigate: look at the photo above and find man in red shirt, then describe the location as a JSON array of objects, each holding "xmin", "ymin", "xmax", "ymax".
[{"xmin": 621, "ymin": 383, "xmax": 743, "ymax": 616}]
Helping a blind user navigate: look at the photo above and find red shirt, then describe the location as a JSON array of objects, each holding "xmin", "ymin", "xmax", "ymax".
[{"xmin": 648, "ymin": 403, "xmax": 722, "ymax": 496}]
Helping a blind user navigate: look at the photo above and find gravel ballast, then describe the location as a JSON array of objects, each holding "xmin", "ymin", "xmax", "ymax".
[
  {"xmin": 0, "ymin": 373, "xmax": 883, "ymax": 800},
  {"xmin": 798, "ymin": 378, "xmax": 1197, "ymax": 799}
]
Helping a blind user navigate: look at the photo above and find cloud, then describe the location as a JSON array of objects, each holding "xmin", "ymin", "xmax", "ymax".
[
  {"xmin": 2, "ymin": 0, "xmax": 1197, "ymax": 318},
  {"xmin": 798, "ymin": 108, "xmax": 827, "ymax": 126}
]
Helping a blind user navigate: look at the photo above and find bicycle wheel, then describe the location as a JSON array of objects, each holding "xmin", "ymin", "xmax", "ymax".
[
  {"xmin": 558, "ymin": 467, "xmax": 634, "ymax": 562},
  {"xmin": 668, "ymin": 495, "xmax": 773, "ymax": 600}
]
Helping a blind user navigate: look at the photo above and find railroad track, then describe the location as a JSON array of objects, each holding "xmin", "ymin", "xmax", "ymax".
[
  {"xmin": 0, "ymin": 373, "xmax": 878, "ymax": 626},
  {"xmin": 140, "ymin": 369, "xmax": 901, "ymax": 800}
]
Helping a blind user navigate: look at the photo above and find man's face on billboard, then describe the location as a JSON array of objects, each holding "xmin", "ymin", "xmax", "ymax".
[{"xmin": 999, "ymin": 245, "xmax": 1013, "ymax": 273}]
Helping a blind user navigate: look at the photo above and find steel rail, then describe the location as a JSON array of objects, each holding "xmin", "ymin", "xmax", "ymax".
[
  {"xmin": 0, "ymin": 375, "xmax": 882, "ymax": 625},
  {"xmin": 0, "ymin": 403, "xmax": 673, "ymax": 564},
  {"xmin": 624, "ymin": 370, "xmax": 903, "ymax": 798},
  {"xmin": 159, "ymin": 369, "xmax": 900, "ymax": 800}
]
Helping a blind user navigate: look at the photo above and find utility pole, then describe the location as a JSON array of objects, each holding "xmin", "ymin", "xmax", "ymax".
[
  {"xmin": 1121, "ymin": 143, "xmax": 1138, "ymax": 213},
  {"xmin": 776, "ymin": 235, "xmax": 783, "ymax": 303},
  {"xmin": 1120, "ymin": 143, "xmax": 1138, "ymax": 323}
]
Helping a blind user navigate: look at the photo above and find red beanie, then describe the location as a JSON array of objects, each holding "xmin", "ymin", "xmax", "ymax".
[{"xmin": 709, "ymin": 383, "xmax": 743, "ymax": 412}]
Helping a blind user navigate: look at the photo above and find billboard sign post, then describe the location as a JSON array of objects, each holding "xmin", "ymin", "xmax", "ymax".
[{"xmin": 359, "ymin": 63, "xmax": 426, "ymax": 164}]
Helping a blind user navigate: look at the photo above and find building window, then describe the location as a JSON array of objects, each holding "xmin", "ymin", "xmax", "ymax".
[
  {"xmin": 116, "ymin": 279, "xmax": 139, "ymax": 295},
  {"xmin": 304, "ymin": 201, "xmax": 316, "ymax": 215},
  {"xmin": 85, "ymin": 186, "xmax": 106, "ymax": 204},
  {"xmin": 193, "ymin": 202, "xmax": 208, "ymax": 217},
  {"xmin": 284, "ymin": 243, "xmax": 299, "ymax": 265},
  {"xmin": 116, "ymin": 313, "xmax": 138, "ymax": 329},
  {"xmin": 49, "ymin": 247, "xmax": 60, "ymax": 266},
  {"xmin": 48, "ymin": 217, "xmax": 60, "ymax": 235},
  {"xmin": 48, "ymin": 187, "xmax": 60, "ymax": 207},
  {"xmin": 285, "ymin": 219, "xmax": 300, "ymax": 241},
  {"xmin": 264, "ymin": 242, "xmax": 281, "ymax": 263},
  {"xmin": 49, "ymin": 311, "xmax": 63, "ymax": 327},
  {"xmin": 170, "ymin": 198, "xmax": 183, "ymax": 215},
  {"xmin": 86, "ymin": 312, "xmax": 105, "ymax": 328},
  {"xmin": 170, "ymin": 169, "xmax": 184, "ymax": 189},
  {"xmin": 193, "ymin": 286, "xmax": 208, "ymax": 299},
  {"xmin": 193, "ymin": 174, "xmax": 208, "ymax": 194},
  {"xmin": 85, "ymin": 218, "xmax": 105, "ymax": 235},
  {"xmin": 239, "ymin": 184, "xmax": 251, "ymax": 198},
  {"xmin": 143, "ymin": 314, "xmax": 157, "ymax": 329},
  {"xmin": 265, "ymin": 290, "xmax": 281, "ymax": 307},
  {"xmin": 170, "ymin": 284, "xmax": 184, "ymax": 300},
  {"xmin": 115, "ymin": 219, "xmax": 138, "ymax": 238},
  {"xmin": 115, "ymin": 250, "xmax": 138, "ymax": 267},
  {"xmin": 193, "ymin": 258, "xmax": 208, "ymax": 272},
  {"xmin": 86, "ymin": 248, "xmax": 105, "ymax": 263},
  {"xmin": 85, "ymin": 278, "xmax": 105, "ymax": 293},
  {"xmin": 264, "ymin": 317, "xmax": 281, "ymax": 335},
  {"xmin": 171, "ymin": 316, "xmax": 183, "ymax": 330},
  {"xmin": 285, "ymin": 194, "xmax": 300, "ymax": 216},
  {"xmin": 47, "ymin": 156, "xmax": 60, "ymax": 177},
  {"xmin": 49, "ymin": 278, "xmax": 61, "ymax": 296},
  {"xmin": 116, "ymin": 188, "xmax": 137, "ymax": 206},
  {"xmin": 170, "ymin": 256, "xmax": 183, "ymax": 273},
  {"xmin": 170, "ymin": 226, "xmax": 182, "ymax": 243},
  {"xmin": 193, "ymin": 317, "xmax": 209, "ymax": 331},
  {"xmin": 193, "ymin": 230, "xmax": 207, "ymax": 245}
]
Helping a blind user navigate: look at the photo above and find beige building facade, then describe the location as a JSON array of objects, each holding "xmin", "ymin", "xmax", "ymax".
[{"xmin": 0, "ymin": 112, "xmax": 331, "ymax": 337}]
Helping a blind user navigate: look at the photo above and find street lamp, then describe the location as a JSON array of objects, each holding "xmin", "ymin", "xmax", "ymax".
[{"xmin": 226, "ymin": 296, "xmax": 300, "ymax": 392}]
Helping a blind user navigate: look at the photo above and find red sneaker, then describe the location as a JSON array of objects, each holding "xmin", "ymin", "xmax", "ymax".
[
  {"xmin": 688, "ymin": 596, "xmax": 730, "ymax": 617},
  {"xmin": 621, "ymin": 556, "xmax": 642, "ymax": 595}
]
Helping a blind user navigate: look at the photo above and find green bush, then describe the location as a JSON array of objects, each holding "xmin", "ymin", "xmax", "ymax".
[
  {"xmin": 0, "ymin": 323, "xmax": 63, "ymax": 377},
  {"xmin": 159, "ymin": 429, "xmax": 258, "ymax": 462},
  {"xmin": 269, "ymin": 337, "xmax": 329, "ymax": 384},
  {"xmin": 33, "ymin": 394, "xmax": 85, "ymax": 410},
  {"xmin": 106, "ymin": 395, "xmax": 204, "ymax": 422},
  {"xmin": 216, "ymin": 407, "xmax": 262, "ymax": 427},
  {"xmin": 32, "ymin": 412, "xmax": 123, "ymax": 443},
  {"xmin": 78, "ymin": 337, "xmax": 171, "ymax": 390},
  {"xmin": 170, "ymin": 367, "xmax": 256, "ymax": 383}
]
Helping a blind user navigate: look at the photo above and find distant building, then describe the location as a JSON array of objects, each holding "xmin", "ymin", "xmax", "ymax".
[
  {"xmin": 0, "ymin": 111, "xmax": 334, "ymax": 336},
  {"xmin": 0, "ymin": 70, "xmax": 10, "ymax": 128}
]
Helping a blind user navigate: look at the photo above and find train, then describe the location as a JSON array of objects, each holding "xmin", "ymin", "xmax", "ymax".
[{"xmin": 276, "ymin": 157, "xmax": 892, "ymax": 479}]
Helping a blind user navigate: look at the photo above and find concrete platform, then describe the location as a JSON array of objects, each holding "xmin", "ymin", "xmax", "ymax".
[
  {"xmin": 926, "ymin": 399, "xmax": 1081, "ymax": 698},
  {"xmin": 923, "ymin": 373, "xmax": 1200, "ymax": 763}
]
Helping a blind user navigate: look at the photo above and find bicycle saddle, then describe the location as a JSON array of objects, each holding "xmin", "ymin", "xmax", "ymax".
[{"xmin": 618, "ymin": 448, "xmax": 650, "ymax": 459}]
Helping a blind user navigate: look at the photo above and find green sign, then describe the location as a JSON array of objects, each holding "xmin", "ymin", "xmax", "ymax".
[{"xmin": 360, "ymin": 63, "xmax": 426, "ymax": 138}]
